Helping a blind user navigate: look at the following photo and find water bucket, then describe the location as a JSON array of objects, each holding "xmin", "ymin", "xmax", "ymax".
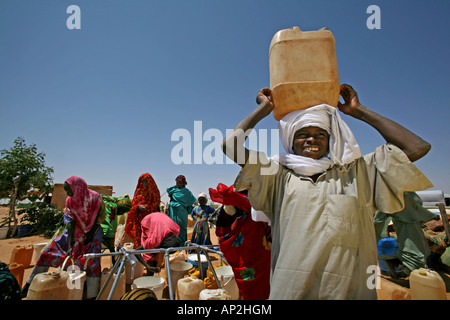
[
  {"xmin": 31, "ymin": 242, "xmax": 49, "ymax": 265},
  {"xmin": 187, "ymin": 254, "xmax": 208, "ymax": 277},
  {"xmin": 214, "ymin": 266, "xmax": 240, "ymax": 300},
  {"xmin": 169, "ymin": 261, "xmax": 193, "ymax": 299},
  {"xmin": 177, "ymin": 276, "xmax": 205, "ymax": 300},
  {"xmin": 409, "ymin": 268, "xmax": 447, "ymax": 300},
  {"xmin": 9, "ymin": 245, "xmax": 33, "ymax": 268},
  {"xmin": 0, "ymin": 227, "xmax": 9, "ymax": 239},
  {"xmin": 132, "ymin": 276, "xmax": 166, "ymax": 300},
  {"xmin": 169, "ymin": 251, "xmax": 186, "ymax": 264},
  {"xmin": 98, "ymin": 267, "xmax": 126, "ymax": 300},
  {"xmin": 199, "ymin": 289, "xmax": 232, "ymax": 300},
  {"xmin": 269, "ymin": 26, "xmax": 340, "ymax": 120}
]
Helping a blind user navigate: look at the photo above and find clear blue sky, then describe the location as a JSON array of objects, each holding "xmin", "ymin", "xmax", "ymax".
[{"xmin": 1, "ymin": 0, "xmax": 449, "ymax": 202}]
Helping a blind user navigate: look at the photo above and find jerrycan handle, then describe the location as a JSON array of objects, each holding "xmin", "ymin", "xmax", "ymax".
[{"xmin": 61, "ymin": 255, "xmax": 76, "ymax": 272}]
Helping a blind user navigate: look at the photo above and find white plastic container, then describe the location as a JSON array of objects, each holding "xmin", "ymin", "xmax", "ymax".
[
  {"xmin": 0, "ymin": 227, "xmax": 9, "ymax": 239},
  {"xmin": 409, "ymin": 268, "xmax": 447, "ymax": 300},
  {"xmin": 199, "ymin": 289, "xmax": 232, "ymax": 300},
  {"xmin": 132, "ymin": 276, "xmax": 166, "ymax": 300},
  {"xmin": 214, "ymin": 266, "xmax": 240, "ymax": 300},
  {"xmin": 31, "ymin": 242, "xmax": 49, "ymax": 265},
  {"xmin": 169, "ymin": 261, "xmax": 193, "ymax": 299},
  {"xmin": 269, "ymin": 26, "xmax": 340, "ymax": 120},
  {"xmin": 177, "ymin": 276, "xmax": 205, "ymax": 300}
]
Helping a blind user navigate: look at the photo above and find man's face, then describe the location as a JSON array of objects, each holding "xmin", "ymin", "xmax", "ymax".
[{"xmin": 292, "ymin": 126, "xmax": 329, "ymax": 159}]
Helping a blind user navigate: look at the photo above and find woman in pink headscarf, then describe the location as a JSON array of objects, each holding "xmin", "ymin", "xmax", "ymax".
[
  {"xmin": 22, "ymin": 176, "xmax": 105, "ymax": 299},
  {"xmin": 63, "ymin": 176, "xmax": 104, "ymax": 259},
  {"xmin": 134, "ymin": 212, "xmax": 180, "ymax": 275}
]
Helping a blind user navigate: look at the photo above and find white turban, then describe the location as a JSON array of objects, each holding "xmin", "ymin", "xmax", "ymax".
[
  {"xmin": 273, "ymin": 104, "xmax": 361, "ymax": 176},
  {"xmin": 197, "ymin": 192, "xmax": 207, "ymax": 200}
]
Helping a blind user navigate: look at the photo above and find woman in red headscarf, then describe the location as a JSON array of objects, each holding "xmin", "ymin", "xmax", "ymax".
[
  {"xmin": 209, "ymin": 183, "xmax": 271, "ymax": 300},
  {"xmin": 125, "ymin": 173, "xmax": 160, "ymax": 248}
]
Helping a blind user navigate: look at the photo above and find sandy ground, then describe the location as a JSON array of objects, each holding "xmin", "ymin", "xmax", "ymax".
[{"xmin": 2, "ymin": 205, "xmax": 450, "ymax": 300}]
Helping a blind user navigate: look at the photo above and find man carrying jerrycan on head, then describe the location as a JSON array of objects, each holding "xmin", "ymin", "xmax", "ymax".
[{"xmin": 222, "ymin": 26, "xmax": 433, "ymax": 300}]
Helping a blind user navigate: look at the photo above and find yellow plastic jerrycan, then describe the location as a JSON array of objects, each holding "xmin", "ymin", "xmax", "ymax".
[
  {"xmin": 98, "ymin": 267, "xmax": 126, "ymax": 300},
  {"xmin": 177, "ymin": 276, "xmax": 205, "ymax": 300},
  {"xmin": 8, "ymin": 263, "xmax": 24, "ymax": 288},
  {"xmin": 9, "ymin": 245, "xmax": 33, "ymax": 268},
  {"xmin": 199, "ymin": 288, "xmax": 232, "ymax": 300},
  {"xmin": 409, "ymin": 268, "xmax": 447, "ymax": 300},
  {"xmin": 27, "ymin": 270, "xmax": 71, "ymax": 300},
  {"xmin": 269, "ymin": 26, "xmax": 340, "ymax": 120},
  {"xmin": 27, "ymin": 257, "xmax": 86, "ymax": 300}
]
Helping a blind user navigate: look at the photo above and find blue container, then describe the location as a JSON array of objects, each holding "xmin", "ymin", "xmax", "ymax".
[
  {"xmin": 377, "ymin": 236, "xmax": 399, "ymax": 276},
  {"xmin": 377, "ymin": 236, "xmax": 398, "ymax": 258},
  {"xmin": 187, "ymin": 254, "xmax": 208, "ymax": 276},
  {"xmin": 17, "ymin": 224, "xmax": 32, "ymax": 237}
]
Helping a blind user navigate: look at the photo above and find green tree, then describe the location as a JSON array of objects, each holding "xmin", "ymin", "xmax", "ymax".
[
  {"xmin": 0, "ymin": 137, "xmax": 54, "ymax": 237},
  {"xmin": 17, "ymin": 201, "xmax": 64, "ymax": 238}
]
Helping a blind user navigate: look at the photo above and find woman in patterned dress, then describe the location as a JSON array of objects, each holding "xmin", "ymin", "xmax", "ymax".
[{"xmin": 22, "ymin": 175, "xmax": 105, "ymax": 299}]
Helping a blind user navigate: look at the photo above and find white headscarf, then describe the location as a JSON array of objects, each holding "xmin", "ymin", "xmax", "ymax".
[
  {"xmin": 272, "ymin": 104, "xmax": 361, "ymax": 176},
  {"xmin": 197, "ymin": 192, "xmax": 208, "ymax": 200}
]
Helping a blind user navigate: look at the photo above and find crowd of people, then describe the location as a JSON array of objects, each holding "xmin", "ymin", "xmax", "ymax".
[
  {"xmin": 1, "ymin": 84, "xmax": 447, "ymax": 301},
  {"xmin": 14, "ymin": 173, "xmax": 210, "ymax": 299},
  {"xmin": 3, "ymin": 169, "xmax": 271, "ymax": 300}
]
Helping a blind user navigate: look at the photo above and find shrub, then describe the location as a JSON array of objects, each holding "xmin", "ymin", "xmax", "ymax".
[{"xmin": 18, "ymin": 201, "xmax": 64, "ymax": 238}]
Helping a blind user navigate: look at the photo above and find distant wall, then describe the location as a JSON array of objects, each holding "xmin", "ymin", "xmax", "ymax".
[{"xmin": 51, "ymin": 183, "xmax": 113, "ymax": 210}]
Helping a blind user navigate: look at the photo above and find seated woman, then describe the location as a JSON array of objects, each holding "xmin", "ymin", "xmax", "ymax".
[{"xmin": 22, "ymin": 176, "xmax": 105, "ymax": 299}]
